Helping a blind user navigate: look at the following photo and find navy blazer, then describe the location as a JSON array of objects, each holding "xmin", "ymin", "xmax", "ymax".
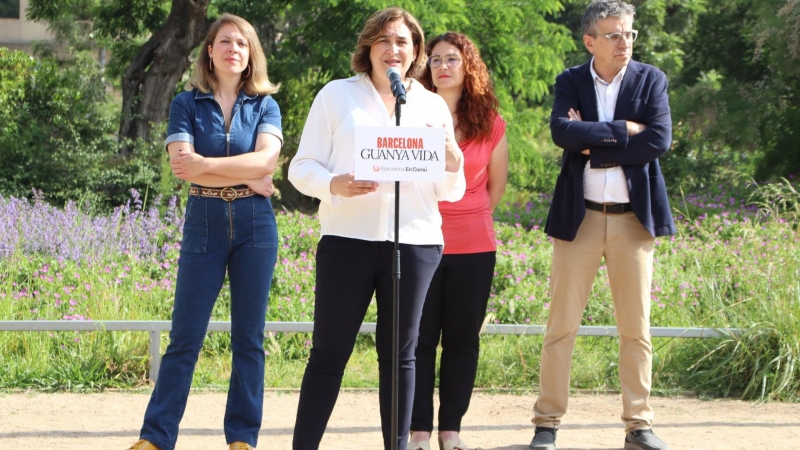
[{"xmin": 544, "ymin": 59, "xmax": 677, "ymax": 242}]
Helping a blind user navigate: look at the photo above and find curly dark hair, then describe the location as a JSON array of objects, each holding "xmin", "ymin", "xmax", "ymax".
[{"xmin": 419, "ymin": 32, "xmax": 499, "ymax": 143}]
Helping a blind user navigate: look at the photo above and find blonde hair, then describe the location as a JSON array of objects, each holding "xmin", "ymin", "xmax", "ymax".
[
  {"xmin": 191, "ymin": 13, "xmax": 279, "ymax": 96},
  {"xmin": 350, "ymin": 7, "xmax": 426, "ymax": 79}
]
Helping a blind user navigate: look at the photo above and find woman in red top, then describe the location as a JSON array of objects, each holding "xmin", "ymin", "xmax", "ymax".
[{"xmin": 410, "ymin": 32, "xmax": 509, "ymax": 450}]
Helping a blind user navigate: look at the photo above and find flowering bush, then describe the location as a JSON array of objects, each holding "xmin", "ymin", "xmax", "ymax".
[{"xmin": 1, "ymin": 181, "xmax": 798, "ymax": 398}]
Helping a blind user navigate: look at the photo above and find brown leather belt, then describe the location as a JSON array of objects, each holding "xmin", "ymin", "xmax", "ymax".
[
  {"xmin": 585, "ymin": 200, "xmax": 633, "ymax": 214},
  {"xmin": 189, "ymin": 186, "xmax": 256, "ymax": 201}
]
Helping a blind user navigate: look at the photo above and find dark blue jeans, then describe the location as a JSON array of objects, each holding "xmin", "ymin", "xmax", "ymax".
[
  {"xmin": 293, "ymin": 236, "xmax": 443, "ymax": 450},
  {"xmin": 140, "ymin": 194, "xmax": 278, "ymax": 450}
]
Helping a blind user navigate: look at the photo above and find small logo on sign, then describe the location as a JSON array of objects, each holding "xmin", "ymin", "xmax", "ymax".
[{"xmin": 373, "ymin": 165, "xmax": 381, "ymax": 172}]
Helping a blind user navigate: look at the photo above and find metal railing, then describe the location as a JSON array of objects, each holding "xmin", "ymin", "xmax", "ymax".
[{"xmin": 0, "ymin": 321, "xmax": 742, "ymax": 383}]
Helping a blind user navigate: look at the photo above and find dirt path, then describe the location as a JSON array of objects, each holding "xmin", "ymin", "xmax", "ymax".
[{"xmin": 1, "ymin": 390, "xmax": 798, "ymax": 449}]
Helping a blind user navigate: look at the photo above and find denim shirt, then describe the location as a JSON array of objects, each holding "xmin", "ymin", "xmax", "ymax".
[{"xmin": 165, "ymin": 88, "xmax": 283, "ymax": 159}]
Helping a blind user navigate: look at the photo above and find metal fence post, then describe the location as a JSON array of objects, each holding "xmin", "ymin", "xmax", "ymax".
[{"xmin": 149, "ymin": 330, "xmax": 161, "ymax": 384}]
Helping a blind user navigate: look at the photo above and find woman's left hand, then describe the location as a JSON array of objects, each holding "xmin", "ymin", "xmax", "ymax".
[
  {"xmin": 428, "ymin": 123, "xmax": 463, "ymax": 172},
  {"xmin": 171, "ymin": 149, "xmax": 207, "ymax": 180},
  {"xmin": 246, "ymin": 175, "xmax": 275, "ymax": 197}
]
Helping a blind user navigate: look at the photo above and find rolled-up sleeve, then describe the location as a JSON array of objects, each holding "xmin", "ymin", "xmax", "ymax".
[
  {"xmin": 258, "ymin": 96, "xmax": 284, "ymax": 145},
  {"xmin": 288, "ymin": 89, "xmax": 338, "ymax": 206},
  {"xmin": 165, "ymin": 94, "xmax": 194, "ymax": 148}
]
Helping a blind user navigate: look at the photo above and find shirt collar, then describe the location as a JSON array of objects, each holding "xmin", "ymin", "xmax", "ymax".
[
  {"xmin": 351, "ymin": 72, "xmax": 418, "ymax": 93},
  {"xmin": 194, "ymin": 88, "xmax": 257, "ymax": 101},
  {"xmin": 589, "ymin": 57, "xmax": 627, "ymax": 85}
]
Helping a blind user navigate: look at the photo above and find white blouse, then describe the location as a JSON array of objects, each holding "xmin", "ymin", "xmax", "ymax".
[{"xmin": 288, "ymin": 74, "xmax": 466, "ymax": 245}]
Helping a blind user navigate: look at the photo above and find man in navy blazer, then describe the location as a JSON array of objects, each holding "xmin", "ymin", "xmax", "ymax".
[{"xmin": 530, "ymin": 2, "xmax": 674, "ymax": 450}]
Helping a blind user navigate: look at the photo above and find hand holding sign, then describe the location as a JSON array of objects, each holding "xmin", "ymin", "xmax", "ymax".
[
  {"xmin": 330, "ymin": 174, "xmax": 379, "ymax": 197},
  {"xmin": 427, "ymin": 123, "xmax": 463, "ymax": 173}
]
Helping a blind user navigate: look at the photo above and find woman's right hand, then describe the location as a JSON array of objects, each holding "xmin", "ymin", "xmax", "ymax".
[
  {"xmin": 427, "ymin": 123, "xmax": 463, "ymax": 172},
  {"xmin": 246, "ymin": 175, "xmax": 275, "ymax": 197},
  {"xmin": 330, "ymin": 174, "xmax": 379, "ymax": 197}
]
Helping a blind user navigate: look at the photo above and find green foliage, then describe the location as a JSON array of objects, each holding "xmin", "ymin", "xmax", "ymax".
[
  {"xmin": 682, "ymin": 322, "xmax": 800, "ymax": 401},
  {"xmin": 13, "ymin": 0, "xmax": 799, "ymax": 206},
  {"xmin": 500, "ymin": 102, "xmax": 561, "ymax": 194},
  {"xmin": 3, "ymin": 185, "xmax": 800, "ymax": 399},
  {"xmin": 0, "ymin": 48, "xmax": 165, "ymax": 210},
  {"xmin": 663, "ymin": 71, "xmax": 761, "ymax": 191},
  {"xmin": 631, "ymin": 0, "xmax": 706, "ymax": 79},
  {"xmin": 26, "ymin": 0, "xmax": 173, "ymax": 79},
  {"xmin": 0, "ymin": 48, "xmax": 114, "ymax": 204},
  {"xmin": 668, "ymin": 0, "xmax": 800, "ymax": 184}
]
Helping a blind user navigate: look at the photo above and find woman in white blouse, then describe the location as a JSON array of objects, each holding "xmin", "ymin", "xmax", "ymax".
[{"xmin": 288, "ymin": 7, "xmax": 465, "ymax": 450}]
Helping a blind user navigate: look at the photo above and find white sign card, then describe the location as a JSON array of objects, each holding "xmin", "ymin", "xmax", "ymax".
[{"xmin": 354, "ymin": 125, "xmax": 446, "ymax": 182}]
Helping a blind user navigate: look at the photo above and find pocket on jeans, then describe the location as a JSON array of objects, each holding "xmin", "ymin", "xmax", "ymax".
[
  {"xmin": 253, "ymin": 196, "xmax": 279, "ymax": 249},
  {"xmin": 181, "ymin": 195, "xmax": 208, "ymax": 253}
]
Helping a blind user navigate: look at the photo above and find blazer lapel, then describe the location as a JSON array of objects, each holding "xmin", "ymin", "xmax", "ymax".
[
  {"xmin": 578, "ymin": 62, "xmax": 599, "ymax": 122},
  {"xmin": 614, "ymin": 60, "xmax": 642, "ymax": 120}
]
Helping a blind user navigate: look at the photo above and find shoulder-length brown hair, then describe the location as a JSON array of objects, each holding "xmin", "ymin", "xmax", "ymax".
[
  {"xmin": 191, "ymin": 13, "xmax": 279, "ymax": 96},
  {"xmin": 350, "ymin": 7, "xmax": 427, "ymax": 79},
  {"xmin": 419, "ymin": 32, "xmax": 499, "ymax": 142}
]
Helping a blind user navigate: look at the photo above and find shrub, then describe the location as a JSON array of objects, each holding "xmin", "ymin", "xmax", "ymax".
[{"xmin": 0, "ymin": 48, "xmax": 165, "ymax": 211}]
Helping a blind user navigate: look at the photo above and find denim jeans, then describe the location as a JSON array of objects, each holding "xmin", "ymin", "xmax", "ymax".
[{"xmin": 140, "ymin": 194, "xmax": 279, "ymax": 450}]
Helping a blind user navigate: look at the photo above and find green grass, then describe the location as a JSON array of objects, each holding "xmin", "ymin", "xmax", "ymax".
[{"xmin": 1, "ymin": 181, "xmax": 799, "ymax": 400}]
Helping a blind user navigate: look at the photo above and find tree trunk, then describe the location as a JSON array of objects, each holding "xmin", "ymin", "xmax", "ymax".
[{"xmin": 119, "ymin": 0, "xmax": 212, "ymax": 155}]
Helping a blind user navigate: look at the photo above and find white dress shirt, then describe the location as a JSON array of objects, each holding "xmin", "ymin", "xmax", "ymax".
[
  {"xmin": 288, "ymin": 74, "xmax": 466, "ymax": 245},
  {"xmin": 583, "ymin": 59, "xmax": 630, "ymax": 203}
]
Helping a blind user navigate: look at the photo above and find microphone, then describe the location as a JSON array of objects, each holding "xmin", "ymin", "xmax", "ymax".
[{"xmin": 385, "ymin": 67, "xmax": 407, "ymax": 104}]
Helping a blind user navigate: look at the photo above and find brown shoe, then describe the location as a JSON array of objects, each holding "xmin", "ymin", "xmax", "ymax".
[
  {"xmin": 128, "ymin": 439, "xmax": 161, "ymax": 450},
  {"xmin": 230, "ymin": 442, "xmax": 254, "ymax": 450}
]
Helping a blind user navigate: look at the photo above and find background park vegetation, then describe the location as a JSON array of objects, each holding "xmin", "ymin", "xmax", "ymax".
[{"xmin": 1, "ymin": 0, "xmax": 799, "ymax": 399}]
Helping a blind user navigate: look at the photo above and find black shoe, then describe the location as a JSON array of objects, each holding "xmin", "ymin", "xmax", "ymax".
[
  {"xmin": 529, "ymin": 426, "xmax": 557, "ymax": 450},
  {"xmin": 624, "ymin": 429, "xmax": 670, "ymax": 450}
]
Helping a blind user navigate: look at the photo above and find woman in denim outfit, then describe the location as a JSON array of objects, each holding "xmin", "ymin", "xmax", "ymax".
[{"xmin": 129, "ymin": 14, "xmax": 282, "ymax": 450}]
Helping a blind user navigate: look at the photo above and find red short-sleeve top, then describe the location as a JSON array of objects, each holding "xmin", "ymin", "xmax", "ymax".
[{"xmin": 439, "ymin": 114, "xmax": 506, "ymax": 254}]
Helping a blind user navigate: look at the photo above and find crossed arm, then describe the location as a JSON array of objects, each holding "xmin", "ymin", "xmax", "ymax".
[
  {"xmin": 550, "ymin": 69, "xmax": 672, "ymax": 168},
  {"xmin": 566, "ymin": 108, "xmax": 647, "ymax": 155},
  {"xmin": 168, "ymin": 132, "xmax": 282, "ymax": 197}
]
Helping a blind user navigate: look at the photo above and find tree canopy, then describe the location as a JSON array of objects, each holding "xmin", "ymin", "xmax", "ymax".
[{"xmin": 8, "ymin": 0, "xmax": 799, "ymax": 208}]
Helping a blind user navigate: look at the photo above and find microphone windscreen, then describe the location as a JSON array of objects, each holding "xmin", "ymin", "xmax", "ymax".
[{"xmin": 386, "ymin": 66, "xmax": 401, "ymax": 80}]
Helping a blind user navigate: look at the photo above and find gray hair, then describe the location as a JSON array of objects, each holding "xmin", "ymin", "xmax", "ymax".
[{"xmin": 581, "ymin": 0, "xmax": 636, "ymax": 36}]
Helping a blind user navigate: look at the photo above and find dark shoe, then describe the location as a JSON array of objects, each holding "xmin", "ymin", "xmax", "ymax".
[
  {"xmin": 624, "ymin": 429, "xmax": 670, "ymax": 450},
  {"xmin": 529, "ymin": 426, "xmax": 557, "ymax": 450}
]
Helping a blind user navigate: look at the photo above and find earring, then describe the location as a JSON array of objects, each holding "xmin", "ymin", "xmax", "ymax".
[
  {"xmin": 243, "ymin": 64, "xmax": 251, "ymax": 78},
  {"xmin": 209, "ymin": 58, "xmax": 214, "ymax": 73}
]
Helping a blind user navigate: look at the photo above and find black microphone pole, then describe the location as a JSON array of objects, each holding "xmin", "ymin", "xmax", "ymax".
[{"xmin": 387, "ymin": 66, "xmax": 405, "ymax": 450}]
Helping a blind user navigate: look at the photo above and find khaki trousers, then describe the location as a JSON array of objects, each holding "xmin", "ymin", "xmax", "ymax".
[{"xmin": 533, "ymin": 209, "xmax": 655, "ymax": 432}]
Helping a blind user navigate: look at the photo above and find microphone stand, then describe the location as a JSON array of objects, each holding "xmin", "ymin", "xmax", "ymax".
[{"xmin": 390, "ymin": 97, "xmax": 402, "ymax": 450}]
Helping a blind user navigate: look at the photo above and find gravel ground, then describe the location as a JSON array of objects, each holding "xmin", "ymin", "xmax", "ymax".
[{"xmin": 2, "ymin": 390, "xmax": 798, "ymax": 449}]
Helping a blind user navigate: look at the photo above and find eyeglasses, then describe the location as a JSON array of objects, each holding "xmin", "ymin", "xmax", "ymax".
[
  {"xmin": 598, "ymin": 30, "xmax": 638, "ymax": 45},
  {"xmin": 427, "ymin": 55, "xmax": 462, "ymax": 69}
]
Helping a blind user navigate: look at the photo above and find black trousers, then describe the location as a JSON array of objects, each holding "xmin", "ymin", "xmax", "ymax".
[
  {"xmin": 292, "ymin": 236, "xmax": 442, "ymax": 450},
  {"xmin": 411, "ymin": 251, "xmax": 496, "ymax": 432}
]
